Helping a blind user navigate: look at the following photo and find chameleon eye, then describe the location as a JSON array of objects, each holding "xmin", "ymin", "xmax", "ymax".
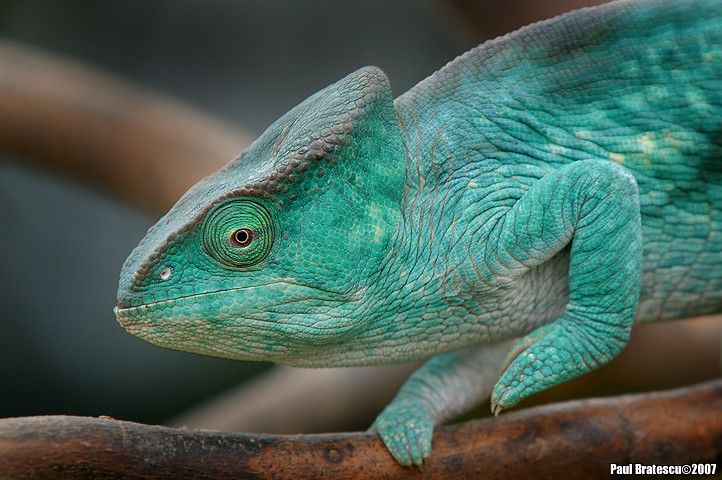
[
  {"xmin": 202, "ymin": 198, "xmax": 274, "ymax": 268},
  {"xmin": 231, "ymin": 228, "xmax": 253, "ymax": 248}
]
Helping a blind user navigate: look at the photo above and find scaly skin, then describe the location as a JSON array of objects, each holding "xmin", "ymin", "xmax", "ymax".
[{"xmin": 115, "ymin": 0, "xmax": 722, "ymax": 466}]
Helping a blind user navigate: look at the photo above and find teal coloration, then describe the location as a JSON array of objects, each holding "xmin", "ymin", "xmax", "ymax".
[
  {"xmin": 117, "ymin": 67, "xmax": 407, "ymax": 362},
  {"xmin": 116, "ymin": 0, "xmax": 722, "ymax": 467}
]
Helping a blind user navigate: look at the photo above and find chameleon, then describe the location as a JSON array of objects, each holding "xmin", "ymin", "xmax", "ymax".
[{"xmin": 115, "ymin": 0, "xmax": 722, "ymax": 467}]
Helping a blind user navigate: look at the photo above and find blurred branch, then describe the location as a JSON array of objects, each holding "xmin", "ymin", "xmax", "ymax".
[
  {"xmin": 1, "ymin": 379, "xmax": 721, "ymax": 479},
  {"xmin": 0, "ymin": 40, "xmax": 249, "ymax": 213},
  {"xmin": 172, "ymin": 316, "xmax": 722, "ymax": 433},
  {"xmin": 170, "ymin": 363, "xmax": 419, "ymax": 434}
]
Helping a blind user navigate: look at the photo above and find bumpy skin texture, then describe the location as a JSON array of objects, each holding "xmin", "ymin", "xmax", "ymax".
[{"xmin": 116, "ymin": 0, "xmax": 722, "ymax": 467}]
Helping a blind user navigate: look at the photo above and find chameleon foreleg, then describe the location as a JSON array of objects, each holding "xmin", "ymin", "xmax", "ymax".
[
  {"xmin": 486, "ymin": 160, "xmax": 643, "ymax": 414},
  {"xmin": 371, "ymin": 341, "xmax": 512, "ymax": 466}
]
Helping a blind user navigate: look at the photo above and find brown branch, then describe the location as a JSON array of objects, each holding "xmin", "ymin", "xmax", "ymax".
[
  {"xmin": 1, "ymin": 379, "xmax": 720, "ymax": 480},
  {"xmin": 0, "ymin": 40, "xmax": 250, "ymax": 213}
]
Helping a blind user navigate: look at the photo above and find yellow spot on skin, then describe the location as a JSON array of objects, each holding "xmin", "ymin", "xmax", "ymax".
[
  {"xmin": 639, "ymin": 132, "xmax": 655, "ymax": 152},
  {"xmin": 609, "ymin": 153, "xmax": 625, "ymax": 164},
  {"xmin": 663, "ymin": 130, "xmax": 685, "ymax": 150},
  {"xmin": 574, "ymin": 130, "xmax": 591, "ymax": 140},
  {"xmin": 373, "ymin": 224, "xmax": 384, "ymax": 242},
  {"xmin": 467, "ymin": 179, "xmax": 477, "ymax": 188},
  {"xmin": 549, "ymin": 144, "xmax": 565, "ymax": 155},
  {"xmin": 367, "ymin": 205, "xmax": 386, "ymax": 242}
]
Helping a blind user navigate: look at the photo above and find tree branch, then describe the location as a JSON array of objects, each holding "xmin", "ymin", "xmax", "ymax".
[{"xmin": 1, "ymin": 379, "xmax": 720, "ymax": 479}]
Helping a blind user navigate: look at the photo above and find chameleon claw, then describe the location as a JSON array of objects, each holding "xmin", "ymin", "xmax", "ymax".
[{"xmin": 491, "ymin": 399, "xmax": 503, "ymax": 417}]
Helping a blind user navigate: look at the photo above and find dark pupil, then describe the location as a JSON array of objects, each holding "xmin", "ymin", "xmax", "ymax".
[{"xmin": 232, "ymin": 228, "xmax": 253, "ymax": 247}]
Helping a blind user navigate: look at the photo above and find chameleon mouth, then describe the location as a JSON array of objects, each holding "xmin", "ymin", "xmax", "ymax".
[
  {"xmin": 114, "ymin": 285, "xmax": 264, "ymax": 332},
  {"xmin": 114, "ymin": 285, "xmax": 255, "ymax": 316},
  {"xmin": 114, "ymin": 281, "xmax": 354, "ymax": 317}
]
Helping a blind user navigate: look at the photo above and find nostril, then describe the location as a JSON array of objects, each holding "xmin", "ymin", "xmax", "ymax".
[{"xmin": 159, "ymin": 266, "xmax": 173, "ymax": 281}]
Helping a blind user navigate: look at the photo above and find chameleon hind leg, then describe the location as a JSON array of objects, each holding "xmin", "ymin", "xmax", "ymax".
[
  {"xmin": 371, "ymin": 341, "xmax": 512, "ymax": 466},
  {"xmin": 485, "ymin": 159, "xmax": 643, "ymax": 413}
]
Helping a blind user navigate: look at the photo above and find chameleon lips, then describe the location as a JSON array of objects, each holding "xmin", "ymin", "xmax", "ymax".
[
  {"xmin": 114, "ymin": 301, "xmax": 164, "ymax": 331},
  {"xmin": 114, "ymin": 281, "xmax": 355, "ymax": 324},
  {"xmin": 114, "ymin": 281, "xmax": 366, "ymax": 362}
]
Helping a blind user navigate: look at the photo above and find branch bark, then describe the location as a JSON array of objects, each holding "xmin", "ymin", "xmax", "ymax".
[{"xmin": 1, "ymin": 379, "xmax": 720, "ymax": 480}]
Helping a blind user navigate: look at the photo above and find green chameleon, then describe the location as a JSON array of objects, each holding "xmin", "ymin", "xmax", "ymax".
[{"xmin": 115, "ymin": 0, "xmax": 722, "ymax": 466}]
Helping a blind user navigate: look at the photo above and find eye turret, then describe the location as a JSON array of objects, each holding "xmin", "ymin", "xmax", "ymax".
[{"xmin": 201, "ymin": 198, "xmax": 274, "ymax": 268}]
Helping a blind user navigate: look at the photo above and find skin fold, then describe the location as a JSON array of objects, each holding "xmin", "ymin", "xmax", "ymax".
[{"xmin": 115, "ymin": 0, "xmax": 722, "ymax": 466}]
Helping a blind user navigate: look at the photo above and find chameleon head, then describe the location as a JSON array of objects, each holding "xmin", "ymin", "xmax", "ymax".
[{"xmin": 114, "ymin": 67, "xmax": 407, "ymax": 366}]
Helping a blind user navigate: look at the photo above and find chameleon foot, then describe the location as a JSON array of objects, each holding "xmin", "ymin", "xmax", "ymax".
[
  {"xmin": 371, "ymin": 402, "xmax": 433, "ymax": 467},
  {"xmin": 491, "ymin": 308, "xmax": 632, "ymax": 412}
]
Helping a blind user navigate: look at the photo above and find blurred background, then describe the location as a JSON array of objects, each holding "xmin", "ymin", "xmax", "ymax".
[{"xmin": 1, "ymin": 0, "xmax": 719, "ymax": 433}]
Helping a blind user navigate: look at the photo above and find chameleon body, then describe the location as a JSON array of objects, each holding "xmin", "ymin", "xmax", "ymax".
[{"xmin": 116, "ymin": 0, "xmax": 722, "ymax": 466}]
